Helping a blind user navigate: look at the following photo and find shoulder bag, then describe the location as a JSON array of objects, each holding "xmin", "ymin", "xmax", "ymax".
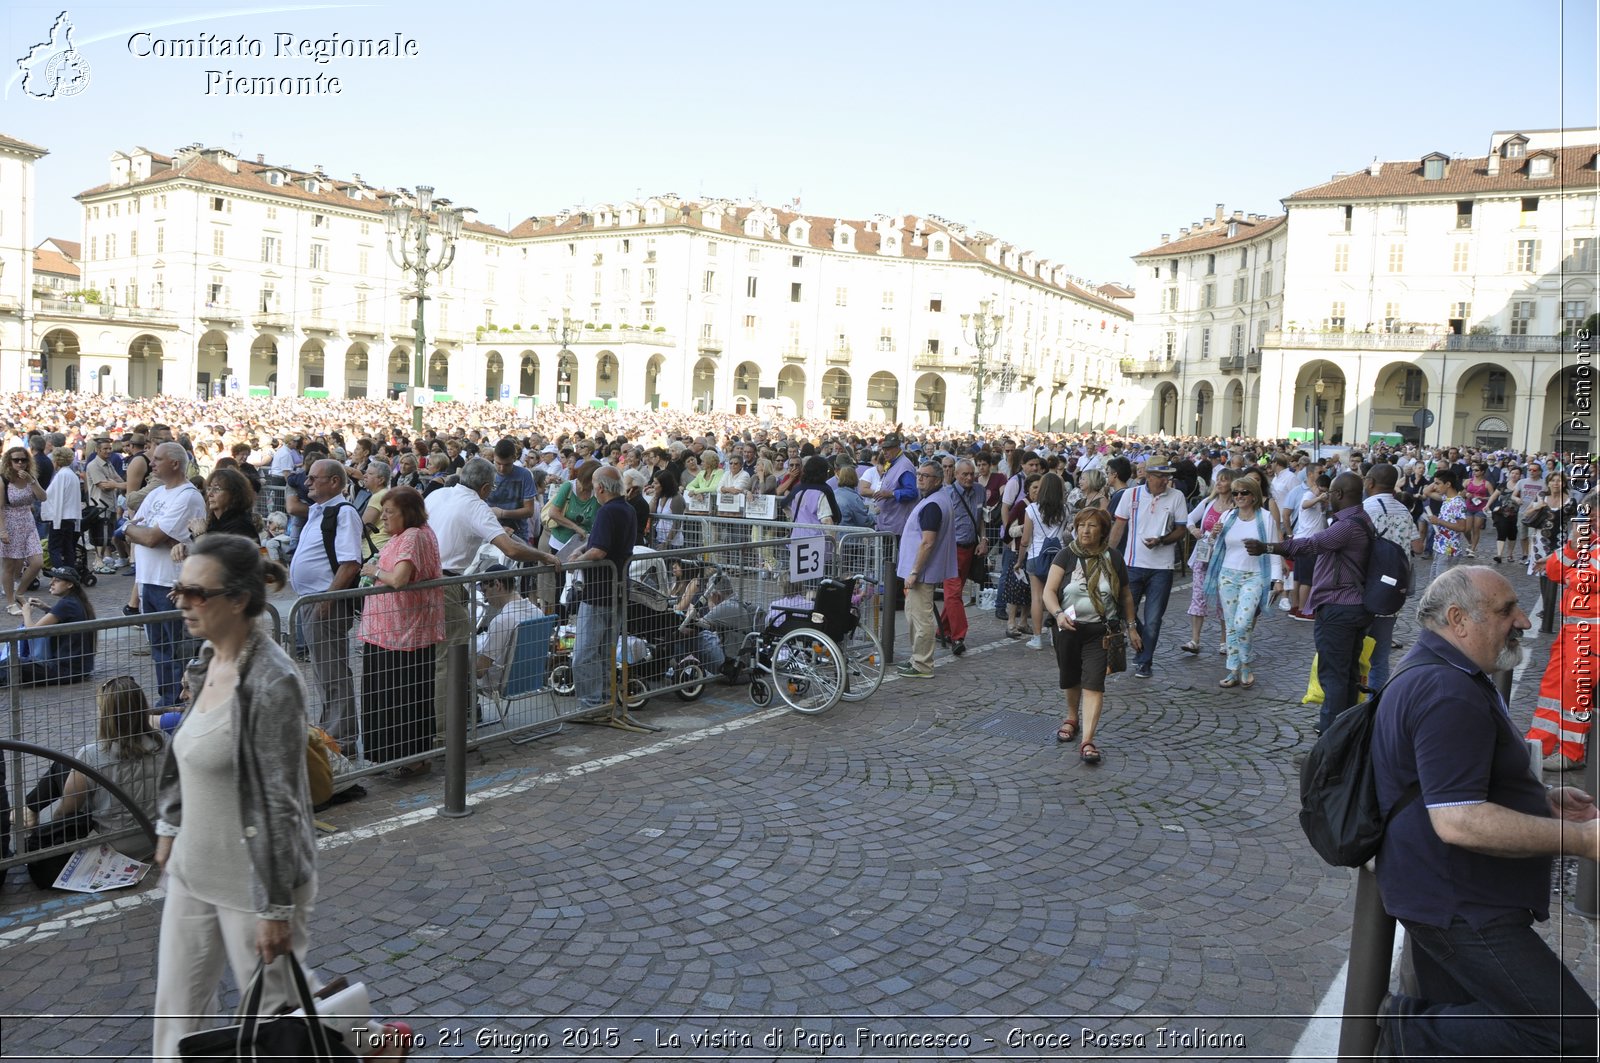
[
  {"xmin": 951, "ymin": 488, "xmax": 989, "ymax": 584},
  {"xmin": 1080, "ymin": 550, "xmax": 1127, "ymax": 674},
  {"xmin": 178, "ymin": 954, "xmax": 355, "ymax": 1061}
]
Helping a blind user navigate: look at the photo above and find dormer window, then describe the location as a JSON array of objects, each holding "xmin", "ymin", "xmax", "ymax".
[
  {"xmin": 1502, "ymin": 135, "xmax": 1527, "ymax": 159},
  {"xmin": 301, "ymin": 178, "xmax": 318, "ymax": 193},
  {"xmin": 1422, "ymin": 152, "xmax": 1448, "ymax": 180},
  {"xmin": 1528, "ymin": 153, "xmax": 1554, "ymax": 178},
  {"xmin": 265, "ymin": 171, "xmax": 283, "ymax": 186}
]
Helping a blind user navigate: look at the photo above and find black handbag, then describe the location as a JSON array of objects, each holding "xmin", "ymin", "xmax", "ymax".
[
  {"xmin": 179, "ymin": 954, "xmax": 355, "ymax": 1062},
  {"xmin": 1102, "ymin": 619, "xmax": 1128, "ymax": 675}
]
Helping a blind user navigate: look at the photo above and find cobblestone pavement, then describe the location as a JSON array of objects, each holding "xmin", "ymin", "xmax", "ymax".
[{"xmin": 2, "ymin": 554, "xmax": 1596, "ymax": 1061}]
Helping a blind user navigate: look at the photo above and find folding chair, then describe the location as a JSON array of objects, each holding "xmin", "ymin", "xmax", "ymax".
[{"xmin": 486, "ymin": 614, "xmax": 563, "ymax": 745}]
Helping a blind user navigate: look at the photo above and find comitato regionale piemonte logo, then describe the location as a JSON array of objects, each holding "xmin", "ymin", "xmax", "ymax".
[{"xmin": 17, "ymin": 11, "xmax": 91, "ymax": 99}]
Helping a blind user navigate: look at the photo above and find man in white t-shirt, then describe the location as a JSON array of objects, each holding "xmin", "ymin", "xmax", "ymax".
[
  {"xmin": 1109, "ymin": 463, "xmax": 1191, "ymax": 679},
  {"xmin": 428, "ymin": 458, "xmax": 559, "ymax": 739},
  {"xmin": 124, "ymin": 442, "xmax": 207, "ymax": 706}
]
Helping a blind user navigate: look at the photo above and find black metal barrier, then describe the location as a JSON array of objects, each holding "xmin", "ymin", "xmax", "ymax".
[{"xmin": 0, "ymin": 738, "xmax": 158, "ymax": 876}]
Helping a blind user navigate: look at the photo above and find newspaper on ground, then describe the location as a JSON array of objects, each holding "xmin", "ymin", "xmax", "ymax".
[{"xmin": 53, "ymin": 843, "xmax": 151, "ymax": 893}]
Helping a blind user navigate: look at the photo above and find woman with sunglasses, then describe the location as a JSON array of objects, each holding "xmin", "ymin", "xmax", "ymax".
[
  {"xmin": 0, "ymin": 445, "xmax": 46, "ymax": 616},
  {"xmin": 1202, "ymin": 475, "xmax": 1282, "ymax": 689},
  {"xmin": 1180, "ymin": 468, "xmax": 1236, "ymax": 656},
  {"xmin": 1461, "ymin": 462, "xmax": 1496, "ymax": 557},
  {"xmin": 151, "ymin": 533, "xmax": 314, "ymax": 1059}
]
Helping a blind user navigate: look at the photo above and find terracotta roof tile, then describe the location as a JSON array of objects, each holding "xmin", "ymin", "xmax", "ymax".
[
  {"xmin": 43, "ymin": 238, "xmax": 80, "ymax": 259},
  {"xmin": 1284, "ymin": 145, "xmax": 1600, "ymax": 201},
  {"xmin": 1133, "ymin": 214, "xmax": 1287, "ymax": 259},
  {"xmin": 32, "ymin": 248, "xmax": 78, "ymax": 278}
]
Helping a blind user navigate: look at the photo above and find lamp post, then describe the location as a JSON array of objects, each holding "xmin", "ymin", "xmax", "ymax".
[
  {"xmin": 961, "ymin": 299, "xmax": 1005, "ymax": 432},
  {"xmin": 385, "ymin": 185, "xmax": 464, "ymax": 439},
  {"xmin": 547, "ymin": 311, "xmax": 585, "ymax": 406},
  {"xmin": 1314, "ymin": 375, "xmax": 1326, "ymax": 455}
]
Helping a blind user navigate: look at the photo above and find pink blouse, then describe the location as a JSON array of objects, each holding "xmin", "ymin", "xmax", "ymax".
[{"xmin": 359, "ymin": 526, "xmax": 445, "ymax": 651}]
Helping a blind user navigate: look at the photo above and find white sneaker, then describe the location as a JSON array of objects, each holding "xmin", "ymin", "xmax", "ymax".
[
  {"xmin": 1025, "ymin": 635, "xmax": 1044, "ymax": 650},
  {"xmin": 1544, "ymin": 752, "xmax": 1581, "ymax": 772}
]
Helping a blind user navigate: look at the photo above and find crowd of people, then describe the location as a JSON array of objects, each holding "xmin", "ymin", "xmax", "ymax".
[{"xmin": 0, "ymin": 388, "xmax": 1594, "ymax": 1056}]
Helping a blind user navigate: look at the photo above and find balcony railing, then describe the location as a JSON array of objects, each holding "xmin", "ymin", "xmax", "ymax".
[
  {"xmin": 1119, "ymin": 357, "xmax": 1175, "ymax": 376},
  {"xmin": 1219, "ymin": 351, "xmax": 1263, "ymax": 373},
  {"xmin": 303, "ymin": 316, "xmax": 341, "ymax": 334},
  {"xmin": 826, "ymin": 348, "xmax": 852, "ymax": 364},
  {"xmin": 199, "ymin": 303, "xmax": 243, "ymax": 324},
  {"xmin": 347, "ymin": 322, "xmax": 383, "ymax": 339},
  {"xmin": 36, "ymin": 296, "xmax": 177, "ymax": 325},
  {"xmin": 697, "ymin": 339, "xmax": 722, "ymax": 356},
  {"xmin": 782, "ymin": 348, "xmax": 808, "ymax": 363},
  {"xmin": 1269, "ymin": 329, "xmax": 1566, "ymax": 353},
  {"xmin": 0, "ymin": 295, "xmax": 21, "ymax": 312},
  {"xmin": 913, "ymin": 352, "xmax": 962, "ymax": 371}
]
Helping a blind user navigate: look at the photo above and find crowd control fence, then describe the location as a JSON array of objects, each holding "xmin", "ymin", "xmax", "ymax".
[
  {"xmin": 617, "ymin": 522, "xmax": 896, "ymax": 707},
  {"xmin": 1, "ymin": 605, "xmax": 281, "ymax": 875}
]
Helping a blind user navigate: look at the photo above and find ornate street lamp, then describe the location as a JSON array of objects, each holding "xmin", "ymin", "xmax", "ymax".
[
  {"xmin": 385, "ymin": 185, "xmax": 464, "ymax": 437},
  {"xmin": 961, "ymin": 299, "xmax": 1005, "ymax": 432},
  {"xmin": 547, "ymin": 311, "xmax": 586, "ymax": 405},
  {"xmin": 1314, "ymin": 375, "xmax": 1326, "ymax": 455}
]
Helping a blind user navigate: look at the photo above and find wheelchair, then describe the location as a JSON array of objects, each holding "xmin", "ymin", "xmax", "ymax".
[{"xmin": 736, "ymin": 576, "xmax": 883, "ymax": 715}]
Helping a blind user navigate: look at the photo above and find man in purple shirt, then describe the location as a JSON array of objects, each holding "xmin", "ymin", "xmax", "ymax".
[{"xmin": 1245, "ymin": 471, "xmax": 1374, "ymax": 734}]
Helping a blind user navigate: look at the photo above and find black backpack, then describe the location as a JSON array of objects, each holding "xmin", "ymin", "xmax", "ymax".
[
  {"xmin": 1298, "ymin": 659, "xmax": 1436, "ymax": 867},
  {"xmin": 1363, "ymin": 499, "xmax": 1413, "ymax": 617}
]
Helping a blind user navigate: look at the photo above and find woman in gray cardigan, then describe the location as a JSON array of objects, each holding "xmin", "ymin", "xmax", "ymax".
[{"xmin": 151, "ymin": 534, "xmax": 317, "ymax": 1058}]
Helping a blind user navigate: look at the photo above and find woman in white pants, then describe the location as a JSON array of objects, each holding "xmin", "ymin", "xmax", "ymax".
[{"xmin": 151, "ymin": 533, "xmax": 317, "ymax": 1058}]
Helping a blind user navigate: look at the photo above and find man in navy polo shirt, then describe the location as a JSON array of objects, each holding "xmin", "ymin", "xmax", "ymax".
[
  {"xmin": 1373, "ymin": 566, "xmax": 1599, "ymax": 1060},
  {"xmin": 570, "ymin": 467, "xmax": 636, "ymax": 710}
]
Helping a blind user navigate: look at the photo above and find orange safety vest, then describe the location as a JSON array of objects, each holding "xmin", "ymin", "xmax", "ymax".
[{"xmin": 1528, "ymin": 544, "xmax": 1600, "ymax": 762}]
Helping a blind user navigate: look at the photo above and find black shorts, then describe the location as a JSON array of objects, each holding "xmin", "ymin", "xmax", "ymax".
[{"xmin": 1054, "ymin": 619, "xmax": 1108, "ymax": 693}]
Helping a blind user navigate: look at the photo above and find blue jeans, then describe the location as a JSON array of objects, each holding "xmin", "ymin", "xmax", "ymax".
[
  {"xmin": 1366, "ymin": 611, "xmax": 1398, "ymax": 692},
  {"xmin": 1380, "ymin": 912, "xmax": 1599, "ymax": 1061},
  {"xmin": 694, "ymin": 629, "xmax": 725, "ymax": 671},
  {"xmin": 573, "ymin": 602, "xmax": 618, "ymax": 709},
  {"xmin": 1126, "ymin": 565, "xmax": 1174, "ymax": 670},
  {"xmin": 141, "ymin": 583, "xmax": 193, "ymax": 707},
  {"xmin": 1314, "ymin": 602, "xmax": 1371, "ymax": 734}
]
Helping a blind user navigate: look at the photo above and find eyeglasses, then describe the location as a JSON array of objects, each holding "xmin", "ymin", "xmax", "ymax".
[
  {"xmin": 168, "ymin": 583, "xmax": 234, "ymax": 605},
  {"xmin": 1230, "ymin": 490, "xmax": 1253, "ymax": 497},
  {"xmin": 9, "ymin": 458, "xmax": 28, "ymax": 465}
]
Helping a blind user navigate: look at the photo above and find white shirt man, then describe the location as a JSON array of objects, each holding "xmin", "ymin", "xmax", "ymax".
[
  {"xmin": 288, "ymin": 460, "xmax": 365, "ymax": 742},
  {"xmin": 475, "ymin": 568, "xmax": 546, "ymax": 695},
  {"xmin": 1111, "ymin": 469, "xmax": 1191, "ymax": 570},
  {"xmin": 126, "ymin": 443, "xmax": 207, "ymax": 706}
]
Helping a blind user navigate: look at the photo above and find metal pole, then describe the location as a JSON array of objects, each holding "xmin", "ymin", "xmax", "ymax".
[
  {"xmin": 439, "ymin": 640, "xmax": 472, "ymax": 819},
  {"xmin": 1337, "ymin": 865, "xmax": 1395, "ymax": 1061},
  {"xmin": 411, "ymin": 224, "xmax": 430, "ymax": 440}
]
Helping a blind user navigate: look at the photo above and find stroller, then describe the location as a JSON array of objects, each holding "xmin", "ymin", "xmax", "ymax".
[
  {"xmin": 617, "ymin": 576, "xmax": 710, "ymax": 707},
  {"xmin": 548, "ymin": 577, "xmax": 710, "ymax": 707}
]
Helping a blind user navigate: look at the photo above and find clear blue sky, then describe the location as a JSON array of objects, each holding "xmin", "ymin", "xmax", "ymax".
[{"xmin": 3, "ymin": 0, "xmax": 1595, "ymax": 286}]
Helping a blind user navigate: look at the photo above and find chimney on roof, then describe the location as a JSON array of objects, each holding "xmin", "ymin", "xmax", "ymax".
[
  {"xmin": 1160, "ymin": 233, "xmax": 1170, "ymax": 244},
  {"xmin": 1179, "ymin": 227, "xmax": 1189, "ymax": 236},
  {"xmin": 256, "ymin": 154, "xmax": 264, "ymax": 164},
  {"xmin": 1368, "ymin": 157, "xmax": 1381, "ymax": 176},
  {"xmin": 352, "ymin": 173, "xmax": 361, "ymax": 184},
  {"xmin": 1232, "ymin": 210, "xmax": 1244, "ymax": 221},
  {"xmin": 1214, "ymin": 203, "xmax": 1225, "ymax": 222},
  {"xmin": 1487, "ymin": 152, "xmax": 1500, "ymax": 176}
]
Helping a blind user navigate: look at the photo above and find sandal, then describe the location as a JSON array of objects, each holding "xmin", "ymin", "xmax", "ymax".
[
  {"xmin": 1239, "ymin": 671, "xmax": 1256, "ymax": 689},
  {"xmin": 1056, "ymin": 719, "xmax": 1079, "ymax": 744},
  {"xmin": 1006, "ymin": 626, "xmax": 1025, "ymax": 639},
  {"xmin": 1219, "ymin": 672, "xmax": 1241, "ymax": 688},
  {"xmin": 1079, "ymin": 741, "xmax": 1102, "ymax": 764},
  {"xmin": 1179, "ymin": 641, "xmax": 1200, "ymax": 655}
]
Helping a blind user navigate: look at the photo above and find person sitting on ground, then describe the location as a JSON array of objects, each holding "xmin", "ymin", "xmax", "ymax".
[
  {"xmin": 22, "ymin": 674, "xmax": 166, "ymax": 887},
  {"xmin": 15, "ymin": 566, "xmax": 97, "ymax": 686}
]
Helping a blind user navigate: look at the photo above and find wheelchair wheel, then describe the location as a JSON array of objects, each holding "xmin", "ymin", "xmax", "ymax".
[
  {"xmin": 549, "ymin": 664, "xmax": 574, "ymax": 696},
  {"xmin": 674, "ymin": 661, "xmax": 706, "ymax": 701},
  {"xmin": 623, "ymin": 676, "xmax": 650, "ymax": 709},
  {"xmin": 771, "ymin": 628, "xmax": 845, "ymax": 715},
  {"xmin": 749, "ymin": 678, "xmax": 772, "ymax": 707},
  {"xmin": 81, "ymin": 570, "xmax": 98, "ymax": 588},
  {"xmin": 838, "ymin": 625, "xmax": 883, "ymax": 703}
]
